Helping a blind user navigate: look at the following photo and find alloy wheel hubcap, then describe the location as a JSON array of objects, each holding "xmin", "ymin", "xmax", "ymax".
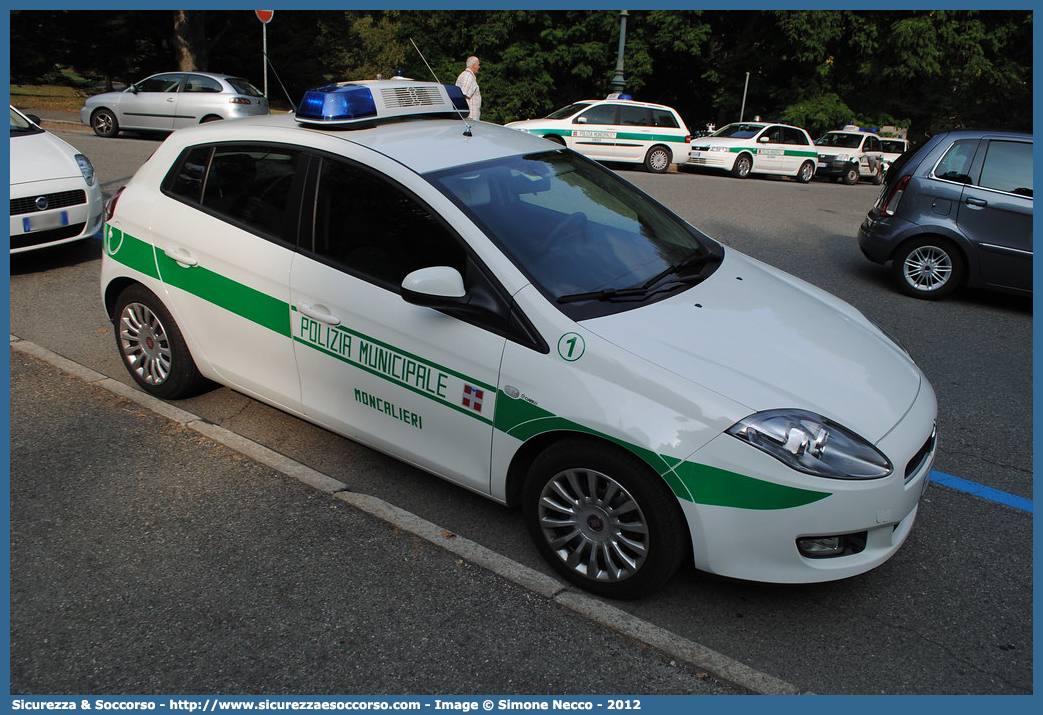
[
  {"xmin": 904, "ymin": 246, "xmax": 952, "ymax": 291},
  {"xmin": 537, "ymin": 468, "xmax": 649, "ymax": 583},
  {"xmin": 119, "ymin": 302, "xmax": 172, "ymax": 385}
]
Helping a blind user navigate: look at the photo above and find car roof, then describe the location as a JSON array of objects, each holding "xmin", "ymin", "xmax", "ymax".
[
  {"xmin": 156, "ymin": 111, "xmax": 560, "ymax": 175},
  {"xmin": 576, "ymin": 98, "xmax": 680, "ymax": 112}
]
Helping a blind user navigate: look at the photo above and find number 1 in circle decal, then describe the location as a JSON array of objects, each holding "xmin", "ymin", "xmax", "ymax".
[{"xmin": 557, "ymin": 332, "xmax": 586, "ymax": 362}]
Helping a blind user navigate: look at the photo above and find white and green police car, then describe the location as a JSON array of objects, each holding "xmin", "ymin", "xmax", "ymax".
[
  {"xmin": 505, "ymin": 98, "xmax": 690, "ymax": 173},
  {"xmin": 686, "ymin": 122, "xmax": 819, "ymax": 182},
  {"xmin": 815, "ymin": 129, "xmax": 887, "ymax": 185},
  {"xmin": 101, "ymin": 78, "xmax": 936, "ymax": 598}
]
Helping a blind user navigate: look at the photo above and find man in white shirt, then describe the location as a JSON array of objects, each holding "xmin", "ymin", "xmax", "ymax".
[{"xmin": 454, "ymin": 56, "xmax": 481, "ymax": 120}]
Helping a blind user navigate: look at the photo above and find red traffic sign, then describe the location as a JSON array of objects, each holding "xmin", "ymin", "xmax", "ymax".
[{"xmin": 255, "ymin": 10, "xmax": 274, "ymax": 23}]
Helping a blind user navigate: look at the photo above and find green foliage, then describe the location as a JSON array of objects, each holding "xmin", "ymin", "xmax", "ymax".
[{"xmin": 9, "ymin": 10, "xmax": 1032, "ymax": 137}]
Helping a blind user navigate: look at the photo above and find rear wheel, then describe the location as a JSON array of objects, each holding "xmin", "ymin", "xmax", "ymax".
[
  {"xmin": 523, "ymin": 439, "xmax": 688, "ymax": 599},
  {"xmin": 113, "ymin": 284, "xmax": 210, "ymax": 398},
  {"xmin": 643, "ymin": 145, "xmax": 671, "ymax": 173},
  {"xmin": 731, "ymin": 153, "xmax": 753, "ymax": 179},
  {"xmin": 891, "ymin": 236, "xmax": 965, "ymax": 299},
  {"xmin": 797, "ymin": 160, "xmax": 815, "ymax": 183}
]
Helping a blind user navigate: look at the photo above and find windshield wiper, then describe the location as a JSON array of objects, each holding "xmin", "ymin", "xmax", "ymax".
[{"xmin": 557, "ymin": 252, "xmax": 715, "ymax": 305}]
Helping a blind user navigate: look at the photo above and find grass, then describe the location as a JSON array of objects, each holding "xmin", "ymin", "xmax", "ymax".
[{"xmin": 10, "ymin": 84, "xmax": 88, "ymax": 113}]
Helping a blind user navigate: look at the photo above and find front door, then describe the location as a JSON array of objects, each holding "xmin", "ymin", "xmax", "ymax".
[{"xmin": 289, "ymin": 153, "xmax": 506, "ymax": 493}]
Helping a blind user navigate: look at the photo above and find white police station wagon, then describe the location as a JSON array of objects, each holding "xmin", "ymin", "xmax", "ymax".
[
  {"xmin": 101, "ymin": 79, "xmax": 936, "ymax": 598},
  {"xmin": 687, "ymin": 121, "xmax": 819, "ymax": 182},
  {"xmin": 506, "ymin": 98, "xmax": 690, "ymax": 173}
]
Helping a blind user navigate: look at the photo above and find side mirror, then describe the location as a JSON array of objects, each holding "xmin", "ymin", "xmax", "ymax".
[
  {"xmin": 758, "ymin": 136, "xmax": 770, "ymax": 143},
  {"xmin": 401, "ymin": 266, "xmax": 467, "ymax": 308},
  {"xmin": 26, "ymin": 114, "xmax": 42, "ymax": 126},
  {"xmin": 575, "ymin": 116, "xmax": 588, "ymax": 124}
]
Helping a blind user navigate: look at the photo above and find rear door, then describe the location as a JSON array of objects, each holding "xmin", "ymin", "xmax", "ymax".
[{"xmin": 959, "ymin": 138, "xmax": 1033, "ymax": 291}]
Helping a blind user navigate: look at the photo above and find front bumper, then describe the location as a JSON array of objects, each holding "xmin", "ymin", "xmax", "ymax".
[
  {"xmin": 687, "ymin": 150, "xmax": 735, "ymax": 170},
  {"xmin": 679, "ymin": 379, "xmax": 937, "ymax": 583},
  {"xmin": 10, "ymin": 177, "xmax": 104, "ymax": 253}
]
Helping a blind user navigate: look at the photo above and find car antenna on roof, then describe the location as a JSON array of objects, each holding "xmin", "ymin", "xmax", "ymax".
[
  {"xmin": 264, "ymin": 52, "xmax": 298, "ymax": 111},
  {"xmin": 410, "ymin": 37, "xmax": 473, "ymax": 137}
]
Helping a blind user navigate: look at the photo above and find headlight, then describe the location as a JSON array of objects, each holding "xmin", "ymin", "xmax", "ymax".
[
  {"xmin": 75, "ymin": 154, "xmax": 96, "ymax": 187},
  {"xmin": 835, "ymin": 153, "xmax": 850, "ymax": 162},
  {"xmin": 727, "ymin": 409, "xmax": 892, "ymax": 479}
]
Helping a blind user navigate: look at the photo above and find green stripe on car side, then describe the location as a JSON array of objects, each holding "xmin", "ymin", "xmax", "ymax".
[
  {"xmin": 106, "ymin": 225, "xmax": 832, "ymax": 511},
  {"xmin": 493, "ymin": 388, "xmax": 830, "ymax": 510},
  {"xmin": 531, "ymin": 129, "xmax": 688, "ymax": 144}
]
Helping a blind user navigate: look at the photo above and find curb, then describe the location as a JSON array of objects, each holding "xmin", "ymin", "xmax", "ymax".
[{"xmin": 10, "ymin": 334, "xmax": 808, "ymax": 696}]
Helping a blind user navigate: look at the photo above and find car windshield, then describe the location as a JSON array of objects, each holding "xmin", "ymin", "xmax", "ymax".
[
  {"xmin": 816, "ymin": 133, "xmax": 863, "ymax": 148},
  {"xmin": 546, "ymin": 102, "xmax": 591, "ymax": 120},
  {"xmin": 9, "ymin": 107, "xmax": 41, "ymax": 136},
  {"xmin": 225, "ymin": 77, "xmax": 264, "ymax": 97},
  {"xmin": 712, "ymin": 123, "xmax": 766, "ymax": 139},
  {"xmin": 426, "ymin": 150, "xmax": 722, "ymax": 319}
]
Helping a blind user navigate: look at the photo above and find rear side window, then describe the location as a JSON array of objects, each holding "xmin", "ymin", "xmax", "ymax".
[
  {"xmin": 651, "ymin": 109, "xmax": 679, "ymax": 129},
  {"xmin": 932, "ymin": 139, "xmax": 978, "ymax": 184},
  {"xmin": 164, "ymin": 144, "xmax": 304, "ymax": 242},
  {"xmin": 782, "ymin": 128, "xmax": 808, "ymax": 145},
  {"xmin": 618, "ymin": 105, "xmax": 649, "ymax": 127},
  {"xmin": 184, "ymin": 75, "xmax": 223, "ymax": 93},
  {"xmin": 978, "ymin": 140, "xmax": 1033, "ymax": 197}
]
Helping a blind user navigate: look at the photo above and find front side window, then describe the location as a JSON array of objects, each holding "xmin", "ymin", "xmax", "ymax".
[
  {"xmin": 427, "ymin": 151, "xmax": 722, "ymax": 319},
  {"xmin": 978, "ymin": 140, "xmax": 1033, "ymax": 197},
  {"xmin": 311, "ymin": 157, "xmax": 466, "ymax": 289},
  {"xmin": 761, "ymin": 127, "xmax": 784, "ymax": 144},
  {"xmin": 576, "ymin": 104, "xmax": 617, "ymax": 126},
  {"xmin": 137, "ymin": 74, "xmax": 182, "ymax": 93}
]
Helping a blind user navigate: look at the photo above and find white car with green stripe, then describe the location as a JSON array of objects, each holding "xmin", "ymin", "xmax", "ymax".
[
  {"xmin": 101, "ymin": 78, "xmax": 936, "ymax": 598},
  {"xmin": 505, "ymin": 98, "xmax": 690, "ymax": 173},
  {"xmin": 687, "ymin": 122, "xmax": 819, "ymax": 182}
]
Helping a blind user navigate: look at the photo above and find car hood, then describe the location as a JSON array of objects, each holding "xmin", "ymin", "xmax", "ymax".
[
  {"xmin": 691, "ymin": 137, "xmax": 752, "ymax": 147},
  {"xmin": 582, "ymin": 250, "xmax": 922, "ymax": 443},
  {"xmin": 9, "ymin": 130, "xmax": 83, "ymax": 186}
]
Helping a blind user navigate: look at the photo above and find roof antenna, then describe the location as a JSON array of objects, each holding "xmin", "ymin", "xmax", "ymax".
[{"xmin": 410, "ymin": 37, "xmax": 473, "ymax": 137}]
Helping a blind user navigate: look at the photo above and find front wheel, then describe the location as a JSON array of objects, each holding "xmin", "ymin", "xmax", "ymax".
[
  {"xmin": 731, "ymin": 153, "xmax": 753, "ymax": 179},
  {"xmin": 91, "ymin": 109, "xmax": 119, "ymax": 138},
  {"xmin": 523, "ymin": 439, "xmax": 688, "ymax": 599},
  {"xmin": 113, "ymin": 284, "xmax": 210, "ymax": 398},
  {"xmin": 842, "ymin": 165, "xmax": 860, "ymax": 185},
  {"xmin": 796, "ymin": 160, "xmax": 815, "ymax": 183},
  {"xmin": 891, "ymin": 237, "xmax": 966, "ymax": 300},
  {"xmin": 643, "ymin": 145, "xmax": 671, "ymax": 173}
]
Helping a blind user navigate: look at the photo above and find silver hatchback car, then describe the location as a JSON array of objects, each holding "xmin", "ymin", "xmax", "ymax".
[{"xmin": 80, "ymin": 72, "xmax": 269, "ymax": 138}]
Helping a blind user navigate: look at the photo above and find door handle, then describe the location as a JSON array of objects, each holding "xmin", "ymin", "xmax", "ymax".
[
  {"xmin": 965, "ymin": 197, "xmax": 988, "ymax": 208},
  {"xmin": 297, "ymin": 303, "xmax": 342, "ymax": 326},
  {"xmin": 163, "ymin": 247, "xmax": 198, "ymax": 267}
]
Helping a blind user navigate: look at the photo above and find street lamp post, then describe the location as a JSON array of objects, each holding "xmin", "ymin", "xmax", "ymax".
[
  {"xmin": 739, "ymin": 71, "xmax": 750, "ymax": 122},
  {"xmin": 609, "ymin": 10, "xmax": 628, "ymax": 96}
]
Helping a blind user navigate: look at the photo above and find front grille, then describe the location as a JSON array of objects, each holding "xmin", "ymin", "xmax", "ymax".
[
  {"xmin": 11, "ymin": 189, "xmax": 87, "ymax": 216},
  {"xmin": 687, "ymin": 157, "xmax": 711, "ymax": 165},
  {"xmin": 379, "ymin": 86, "xmax": 446, "ymax": 109},
  {"xmin": 905, "ymin": 428, "xmax": 937, "ymax": 481},
  {"xmin": 11, "ymin": 222, "xmax": 87, "ymax": 250}
]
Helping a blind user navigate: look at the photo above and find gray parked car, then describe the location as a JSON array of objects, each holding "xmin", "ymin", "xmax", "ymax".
[
  {"xmin": 857, "ymin": 130, "xmax": 1032, "ymax": 299},
  {"xmin": 80, "ymin": 72, "xmax": 269, "ymax": 138}
]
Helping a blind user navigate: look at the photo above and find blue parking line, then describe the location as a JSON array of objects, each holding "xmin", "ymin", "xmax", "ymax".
[{"xmin": 930, "ymin": 470, "xmax": 1033, "ymax": 513}]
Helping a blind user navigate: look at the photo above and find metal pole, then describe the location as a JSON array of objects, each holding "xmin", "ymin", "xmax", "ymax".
[
  {"xmin": 739, "ymin": 71, "xmax": 749, "ymax": 122},
  {"xmin": 609, "ymin": 10, "xmax": 628, "ymax": 96},
  {"xmin": 262, "ymin": 23, "xmax": 269, "ymax": 98}
]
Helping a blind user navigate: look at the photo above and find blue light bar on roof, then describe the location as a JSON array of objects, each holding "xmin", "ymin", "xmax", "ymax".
[{"xmin": 296, "ymin": 84, "xmax": 378, "ymax": 124}]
